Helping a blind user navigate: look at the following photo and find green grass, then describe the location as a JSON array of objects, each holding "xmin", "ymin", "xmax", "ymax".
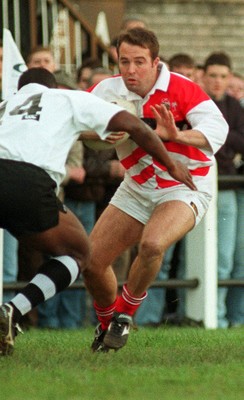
[{"xmin": 0, "ymin": 326, "xmax": 243, "ymax": 400}]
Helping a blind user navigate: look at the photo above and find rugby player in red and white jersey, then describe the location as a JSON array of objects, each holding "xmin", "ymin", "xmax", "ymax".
[
  {"xmin": 0, "ymin": 67, "xmax": 195, "ymax": 356},
  {"xmin": 84, "ymin": 27, "xmax": 229, "ymax": 352}
]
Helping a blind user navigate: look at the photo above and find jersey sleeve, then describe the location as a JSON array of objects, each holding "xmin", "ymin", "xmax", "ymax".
[
  {"xmin": 187, "ymin": 99, "xmax": 229, "ymax": 154},
  {"xmin": 172, "ymin": 77, "xmax": 228, "ymax": 154},
  {"xmin": 69, "ymin": 91, "xmax": 124, "ymax": 140}
]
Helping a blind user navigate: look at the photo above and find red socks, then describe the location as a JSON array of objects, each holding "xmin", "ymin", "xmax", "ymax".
[
  {"xmin": 116, "ymin": 284, "xmax": 147, "ymax": 316},
  {"xmin": 94, "ymin": 298, "xmax": 118, "ymax": 330},
  {"xmin": 94, "ymin": 285, "xmax": 148, "ymax": 328}
]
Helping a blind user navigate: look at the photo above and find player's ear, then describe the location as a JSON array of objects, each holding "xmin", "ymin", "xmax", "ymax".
[{"xmin": 153, "ymin": 56, "xmax": 160, "ymax": 68}]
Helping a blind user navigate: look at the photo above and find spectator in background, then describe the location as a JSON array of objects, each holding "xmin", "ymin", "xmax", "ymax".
[
  {"xmin": 89, "ymin": 67, "xmax": 114, "ymax": 86},
  {"xmin": 0, "ymin": 39, "xmax": 19, "ymax": 304},
  {"xmin": 227, "ymin": 72, "xmax": 244, "ymax": 106},
  {"xmin": 194, "ymin": 64, "xmax": 205, "ymax": 88},
  {"xmin": 76, "ymin": 58, "xmax": 102, "ymax": 91},
  {"xmin": 168, "ymin": 53, "xmax": 196, "ymax": 80},
  {"xmin": 226, "ymin": 72, "xmax": 244, "ymax": 328},
  {"xmin": 26, "ymin": 45, "xmax": 57, "ymax": 72},
  {"xmin": 203, "ymin": 51, "xmax": 244, "ymax": 328}
]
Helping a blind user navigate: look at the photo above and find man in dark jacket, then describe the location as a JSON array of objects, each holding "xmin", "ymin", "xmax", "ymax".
[{"xmin": 203, "ymin": 52, "xmax": 244, "ymax": 328}]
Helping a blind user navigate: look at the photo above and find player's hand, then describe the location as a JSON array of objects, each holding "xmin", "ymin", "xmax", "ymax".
[
  {"xmin": 150, "ymin": 104, "xmax": 179, "ymax": 142},
  {"xmin": 105, "ymin": 131, "xmax": 127, "ymax": 144},
  {"xmin": 167, "ymin": 160, "xmax": 197, "ymax": 191}
]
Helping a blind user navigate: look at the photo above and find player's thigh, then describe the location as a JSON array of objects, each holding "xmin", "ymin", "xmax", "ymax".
[
  {"xmin": 90, "ymin": 204, "xmax": 143, "ymax": 265},
  {"xmin": 19, "ymin": 208, "xmax": 90, "ymax": 261},
  {"xmin": 142, "ymin": 200, "xmax": 195, "ymax": 250}
]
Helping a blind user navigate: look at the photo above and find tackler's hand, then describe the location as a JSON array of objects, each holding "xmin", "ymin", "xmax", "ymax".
[{"xmin": 167, "ymin": 160, "xmax": 197, "ymax": 191}]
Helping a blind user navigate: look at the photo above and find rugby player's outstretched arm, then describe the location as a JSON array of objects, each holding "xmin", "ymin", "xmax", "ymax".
[{"xmin": 107, "ymin": 111, "xmax": 197, "ymax": 191}]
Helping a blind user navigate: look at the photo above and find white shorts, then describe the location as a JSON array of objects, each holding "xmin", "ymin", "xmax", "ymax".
[{"xmin": 110, "ymin": 180, "xmax": 212, "ymax": 226}]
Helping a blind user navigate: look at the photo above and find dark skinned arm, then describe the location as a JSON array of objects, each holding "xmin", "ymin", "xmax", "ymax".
[{"xmin": 106, "ymin": 110, "xmax": 197, "ymax": 191}]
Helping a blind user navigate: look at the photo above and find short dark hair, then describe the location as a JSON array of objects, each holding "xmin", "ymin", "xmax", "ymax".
[
  {"xmin": 76, "ymin": 58, "xmax": 102, "ymax": 83},
  {"xmin": 18, "ymin": 68, "xmax": 57, "ymax": 89},
  {"xmin": 117, "ymin": 27, "xmax": 159, "ymax": 60},
  {"xmin": 168, "ymin": 53, "xmax": 195, "ymax": 70},
  {"xmin": 203, "ymin": 52, "xmax": 232, "ymax": 71}
]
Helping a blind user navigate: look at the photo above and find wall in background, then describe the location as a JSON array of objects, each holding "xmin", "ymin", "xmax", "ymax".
[{"xmin": 124, "ymin": 0, "xmax": 244, "ymax": 73}]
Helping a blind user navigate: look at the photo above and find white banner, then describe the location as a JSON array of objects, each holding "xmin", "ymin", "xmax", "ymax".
[
  {"xmin": 0, "ymin": 29, "xmax": 27, "ymax": 304},
  {"xmin": 2, "ymin": 28, "xmax": 27, "ymax": 100}
]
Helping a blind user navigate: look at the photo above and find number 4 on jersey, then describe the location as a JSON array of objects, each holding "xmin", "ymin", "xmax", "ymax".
[{"xmin": 9, "ymin": 94, "xmax": 42, "ymax": 121}]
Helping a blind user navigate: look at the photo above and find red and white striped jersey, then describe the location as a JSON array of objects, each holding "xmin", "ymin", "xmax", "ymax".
[{"xmin": 88, "ymin": 63, "xmax": 228, "ymax": 193}]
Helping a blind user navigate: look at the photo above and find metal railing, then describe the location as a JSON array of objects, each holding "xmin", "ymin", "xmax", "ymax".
[{"xmin": 3, "ymin": 279, "xmax": 244, "ymax": 293}]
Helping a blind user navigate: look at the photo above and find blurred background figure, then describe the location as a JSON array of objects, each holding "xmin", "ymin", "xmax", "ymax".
[
  {"xmin": 76, "ymin": 57, "xmax": 102, "ymax": 91},
  {"xmin": 227, "ymin": 72, "xmax": 244, "ymax": 106},
  {"xmin": 203, "ymin": 51, "xmax": 244, "ymax": 328},
  {"xmin": 89, "ymin": 67, "xmax": 113, "ymax": 86},
  {"xmin": 26, "ymin": 46, "xmax": 57, "ymax": 72},
  {"xmin": 194, "ymin": 64, "xmax": 205, "ymax": 88},
  {"xmin": 168, "ymin": 53, "xmax": 196, "ymax": 80}
]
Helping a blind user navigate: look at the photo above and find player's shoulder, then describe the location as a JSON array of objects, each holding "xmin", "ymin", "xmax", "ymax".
[
  {"xmin": 169, "ymin": 72, "xmax": 207, "ymax": 96},
  {"xmin": 48, "ymin": 87, "xmax": 89, "ymax": 101}
]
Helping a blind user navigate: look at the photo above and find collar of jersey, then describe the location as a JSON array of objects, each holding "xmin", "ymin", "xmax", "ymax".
[{"xmin": 149, "ymin": 62, "xmax": 170, "ymax": 94}]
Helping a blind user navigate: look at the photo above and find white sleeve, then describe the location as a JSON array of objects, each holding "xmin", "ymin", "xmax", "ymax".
[
  {"xmin": 187, "ymin": 100, "xmax": 229, "ymax": 154},
  {"xmin": 70, "ymin": 91, "xmax": 124, "ymax": 140}
]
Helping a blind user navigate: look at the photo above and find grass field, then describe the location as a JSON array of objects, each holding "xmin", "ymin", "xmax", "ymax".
[{"xmin": 0, "ymin": 326, "xmax": 243, "ymax": 400}]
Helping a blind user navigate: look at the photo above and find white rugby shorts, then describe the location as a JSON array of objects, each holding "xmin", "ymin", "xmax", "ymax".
[{"xmin": 110, "ymin": 180, "xmax": 212, "ymax": 226}]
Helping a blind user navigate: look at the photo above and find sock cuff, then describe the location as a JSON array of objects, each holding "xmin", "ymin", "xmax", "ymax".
[
  {"xmin": 122, "ymin": 284, "xmax": 147, "ymax": 306},
  {"xmin": 94, "ymin": 298, "xmax": 117, "ymax": 317},
  {"xmin": 54, "ymin": 256, "xmax": 80, "ymax": 283}
]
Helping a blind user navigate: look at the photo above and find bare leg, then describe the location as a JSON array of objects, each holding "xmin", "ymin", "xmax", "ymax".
[
  {"xmin": 83, "ymin": 205, "xmax": 143, "ymax": 307},
  {"xmin": 18, "ymin": 208, "xmax": 90, "ymax": 271},
  {"xmin": 127, "ymin": 200, "xmax": 195, "ymax": 296}
]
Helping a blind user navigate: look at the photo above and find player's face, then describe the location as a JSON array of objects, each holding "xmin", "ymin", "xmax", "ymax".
[
  {"xmin": 118, "ymin": 43, "xmax": 159, "ymax": 98},
  {"xmin": 203, "ymin": 65, "xmax": 231, "ymax": 100}
]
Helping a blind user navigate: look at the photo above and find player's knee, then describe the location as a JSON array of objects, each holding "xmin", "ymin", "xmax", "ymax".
[{"xmin": 139, "ymin": 239, "xmax": 163, "ymax": 262}]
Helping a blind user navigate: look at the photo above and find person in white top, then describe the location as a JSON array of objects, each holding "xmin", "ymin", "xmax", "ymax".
[
  {"xmin": 83, "ymin": 27, "xmax": 229, "ymax": 352},
  {"xmin": 0, "ymin": 67, "xmax": 195, "ymax": 356}
]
